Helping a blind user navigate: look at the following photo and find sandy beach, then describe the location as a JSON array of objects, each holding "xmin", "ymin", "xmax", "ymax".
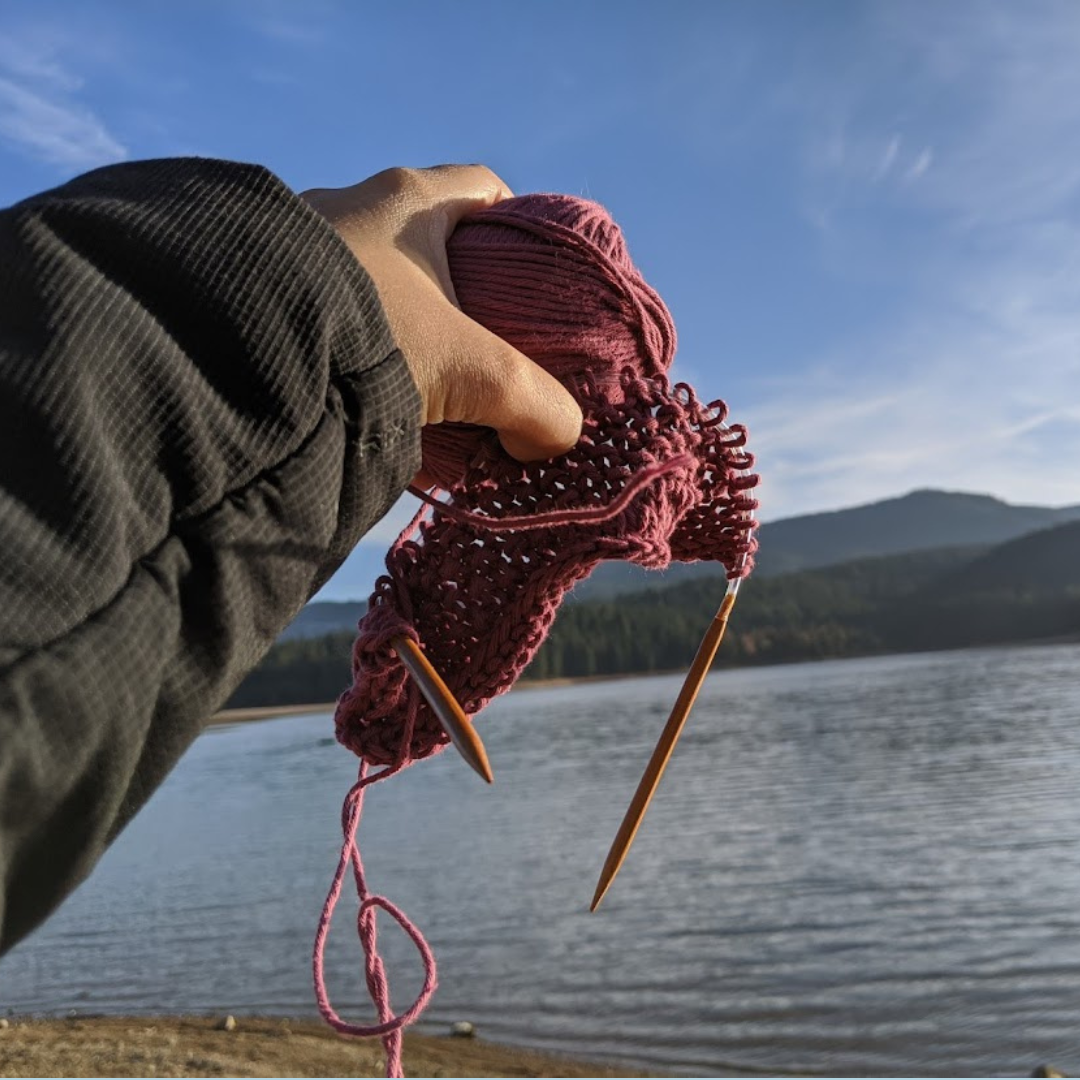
[{"xmin": 0, "ymin": 1016, "xmax": 652, "ymax": 1078}]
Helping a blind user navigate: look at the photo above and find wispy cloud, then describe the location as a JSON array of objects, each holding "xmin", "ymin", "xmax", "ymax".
[
  {"xmin": 873, "ymin": 134, "xmax": 901, "ymax": 182},
  {"xmin": 801, "ymin": 4, "xmax": 1080, "ymax": 227},
  {"xmin": 0, "ymin": 25, "xmax": 126, "ymax": 169},
  {"xmin": 748, "ymin": 340, "xmax": 1080, "ymax": 521},
  {"xmin": 0, "ymin": 32, "xmax": 80, "ymax": 92},
  {"xmin": 747, "ymin": 2, "xmax": 1080, "ymax": 519},
  {"xmin": 904, "ymin": 146, "xmax": 932, "ymax": 182},
  {"xmin": 745, "ymin": 215, "xmax": 1080, "ymax": 519},
  {"xmin": 0, "ymin": 76, "xmax": 125, "ymax": 168},
  {"xmin": 878, "ymin": 4, "xmax": 1080, "ymax": 228}
]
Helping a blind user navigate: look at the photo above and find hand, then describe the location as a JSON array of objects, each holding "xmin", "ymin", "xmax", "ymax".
[{"xmin": 302, "ymin": 166, "xmax": 583, "ymax": 482}]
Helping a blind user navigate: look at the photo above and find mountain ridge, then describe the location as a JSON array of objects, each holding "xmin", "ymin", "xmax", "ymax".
[
  {"xmin": 283, "ymin": 488, "xmax": 1080, "ymax": 638},
  {"xmin": 528, "ymin": 487, "xmax": 1080, "ymax": 601}
]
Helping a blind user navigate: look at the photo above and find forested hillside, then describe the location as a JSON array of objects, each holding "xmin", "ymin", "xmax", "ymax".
[
  {"xmin": 227, "ymin": 524, "xmax": 1080, "ymax": 707},
  {"xmin": 574, "ymin": 488, "xmax": 1080, "ymax": 599}
]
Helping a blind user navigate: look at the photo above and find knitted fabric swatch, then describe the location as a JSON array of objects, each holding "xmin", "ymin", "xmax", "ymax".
[
  {"xmin": 314, "ymin": 195, "xmax": 760, "ymax": 1078},
  {"xmin": 337, "ymin": 195, "xmax": 759, "ymax": 764}
]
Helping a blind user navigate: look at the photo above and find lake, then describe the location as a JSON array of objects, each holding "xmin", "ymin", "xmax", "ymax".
[{"xmin": 3, "ymin": 644, "xmax": 1080, "ymax": 1076}]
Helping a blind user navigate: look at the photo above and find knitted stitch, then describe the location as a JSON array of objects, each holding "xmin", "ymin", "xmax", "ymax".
[{"xmin": 315, "ymin": 195, "xmax": 760, "ymax": 1078}]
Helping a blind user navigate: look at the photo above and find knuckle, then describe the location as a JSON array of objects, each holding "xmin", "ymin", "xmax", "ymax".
[
  {"xmin": 423, "ymin": 163, "xmax": 507, "ymax": 201},
  {"xmin": 372, "ymin": 166, "xmax": 421, "ymax": 197}
]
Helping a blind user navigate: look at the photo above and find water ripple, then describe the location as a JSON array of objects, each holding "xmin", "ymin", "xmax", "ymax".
[{"xmin": 3, "ymin": 643, "xmax": 1080, "ymax": 1076}]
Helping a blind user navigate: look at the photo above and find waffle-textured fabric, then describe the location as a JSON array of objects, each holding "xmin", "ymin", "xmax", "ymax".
[
  {"xmin": 336, "ymin": 195, "xmax": 759, "ymax": 766},
  {"xmin": 0, "ymin": 159, "xmax": 421, "ymax": 954}
]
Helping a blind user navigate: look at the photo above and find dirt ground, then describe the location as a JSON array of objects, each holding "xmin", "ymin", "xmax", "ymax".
[{"xmin": 0, "ymin": 1016, "xmax": 653, "ymax": 1078}]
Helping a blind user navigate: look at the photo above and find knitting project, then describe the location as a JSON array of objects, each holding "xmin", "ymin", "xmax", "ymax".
[{"xmin": 314, "ymin": 194, "xmax": 760, "ymax": 1078}]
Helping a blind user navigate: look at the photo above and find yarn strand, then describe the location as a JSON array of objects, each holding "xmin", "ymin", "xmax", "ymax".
[
  {"xmin": 405, "ymin": 452, "xmax": 695, "ymax": 532},
  {"xmin": 313, "ymin": 719, "xmax": 438, "ymax": 1077}
]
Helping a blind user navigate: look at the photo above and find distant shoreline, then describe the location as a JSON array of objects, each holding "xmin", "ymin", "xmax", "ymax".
[
  {"xmin": 210, "ymin": 669, "xmax": 687, "ymax": 727},
  {"xmin": 208, "ymin": 669, "xmax": 673, "ymax": 730},
  {"xmin": 211, "ymin": 702, "xmax": 336, "ymax": 725},
  {"xmin": 212, "ymin": 635, "xmax": 1080, "ymax": 728}
]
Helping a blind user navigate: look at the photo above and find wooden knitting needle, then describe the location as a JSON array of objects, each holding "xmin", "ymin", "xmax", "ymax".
[
  {"xmin": 392, "ymin": 636, "xmax": 493, "ymax": 784},
  {"xmin": 590, "ymin": 585, "xmax": 739, "ymax": 911}
]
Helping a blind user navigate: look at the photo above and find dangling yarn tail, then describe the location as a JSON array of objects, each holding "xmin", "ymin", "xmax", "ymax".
[
  {"xmin": 313, "ymin": 754, "xmax": 437, "ymax": 1079},
  {"xmin": 406, "ymin": 452, "xmax": 695, "ymax": 533},
  {"xmin": 315, "ymin": 454, "xmax": 699, "ymax": 1073}
]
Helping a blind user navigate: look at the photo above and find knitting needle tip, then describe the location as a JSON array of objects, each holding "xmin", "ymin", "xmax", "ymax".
[
  {"xmin": 392, "ymin": 636, "xmax": 494, "ymax": 784},
  {"xmin": 589, "ymin": 589, "xmax": 738, "ymax": 910},
  {"xmin": 590, "ymin": 876, "xmax": 613, "ymax": 913}
]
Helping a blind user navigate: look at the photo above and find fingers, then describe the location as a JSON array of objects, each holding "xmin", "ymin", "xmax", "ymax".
[
  {"xmin": 363, "ymin": 165, "xmax": 515, "ymax": 308},
  {"xmin": 360, "ymin": 165, "xmax": 514, "ymax": 237},
  {"xmin": 305, "ymin": 163, "xmax": 578, "ymax": 465},
  {"xmin": 412, "ymin": 166, "xmax": 514, "ymax": 305}
]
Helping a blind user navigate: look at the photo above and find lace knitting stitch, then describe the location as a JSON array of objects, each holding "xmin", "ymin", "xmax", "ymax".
[{"xmin": 314, "ymin": 194, "xmax": 760, "ymax": 1078}]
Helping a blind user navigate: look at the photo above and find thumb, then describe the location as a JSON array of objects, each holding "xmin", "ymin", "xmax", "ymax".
[{"xmin": 448, "ymin": 323, "xmax": 583, "ymax": 462}]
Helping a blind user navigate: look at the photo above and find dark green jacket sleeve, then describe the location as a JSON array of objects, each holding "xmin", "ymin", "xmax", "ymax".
[{"xmin": 0, "ymin": 158, "xmax": 420, "ymax": 952}]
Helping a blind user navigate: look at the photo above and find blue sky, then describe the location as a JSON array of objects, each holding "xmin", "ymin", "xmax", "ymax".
[{"xmin": 2, "ymin": 1, "xmax": 1079, "ymax": 600}]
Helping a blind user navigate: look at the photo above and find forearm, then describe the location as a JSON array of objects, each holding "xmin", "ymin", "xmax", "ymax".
[{"xmin": 0, "ymin": 158, "xmax": 419, "ymax": 952}]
